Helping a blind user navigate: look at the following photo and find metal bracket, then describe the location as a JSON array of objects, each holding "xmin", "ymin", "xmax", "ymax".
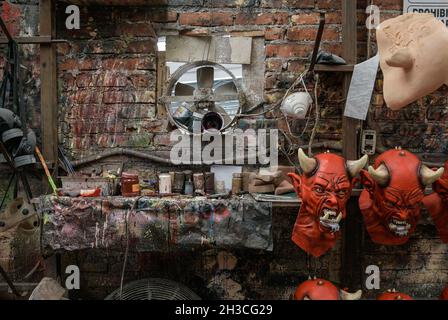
[{"xmin": 361, "ymin": 129, "xmax": 377, "ymax": 155}]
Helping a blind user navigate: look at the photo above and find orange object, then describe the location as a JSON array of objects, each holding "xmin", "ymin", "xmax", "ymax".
[
  {"xmin": 121, "ymin": 172, "xmax": 140, "ymax": 197},
  {"xmin": 80, "ymin": 188, "xmax": 101, "ymax": 197},
  {"xmin": 377, "ymin": 291, "xmax": 413, "ymax": 300}
]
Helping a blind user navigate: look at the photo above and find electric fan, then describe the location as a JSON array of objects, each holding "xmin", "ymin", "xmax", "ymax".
[
  {"xmin": 104, "ymin": 278, "xmax": 201, "ymax": 300},
  {"xmin": 162, "ymin": 61, "xmax": 244, "ymax": 133}
]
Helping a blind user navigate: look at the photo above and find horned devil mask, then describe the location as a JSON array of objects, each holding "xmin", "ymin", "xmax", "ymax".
[
  {"xmin": 288, "ymin": 149, "xmax": 368, "ymax": 257},
  {"xmin": 359, "ymin": 149, "xmax": 444, "ymax": 245},
  {"xmin": 294, "ymin": 278, "xmax": 361, "ymax": 300},
  {"xmin": 422, "ymin": 161, "xmax": 448, "ymax": 243}
]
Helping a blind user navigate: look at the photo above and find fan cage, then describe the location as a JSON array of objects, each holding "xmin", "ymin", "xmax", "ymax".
[{"xmin": 105, "ymin": 278, "xmax": 201, "ymax": 300}]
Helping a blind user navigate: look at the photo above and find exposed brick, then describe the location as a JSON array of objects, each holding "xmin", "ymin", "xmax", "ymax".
[
  {"xmin": 266, "ymin": 44, "xmax": 313, "ymax": 58},
  {"xmin": 375, "ymin": 0, "xmax": 403, "ymax": 11},
  {"xmin": 129, "ymin": 73, "xmax": 153, "ymax": 88},
  {"xmin": 316, "ymin": 0, "xmax": 342, "ymax": 10},
  {"xmin": 204, "ymin": 0, "xmax": 259, "ymax": 7},
  {"xmin": 179, "ymin": 12, "xmax": 234, "ymax": 26},
  {"xmin": 265, "ymin": 58, "xmax": 284, "ymax": 72},
  {"xmin": 287, "ymin": 60, "xmax": 306, "ymax": 73},
  {"xmin": 287, "ymin": 26, "xmax": 340, "ymax": 41},
  {"xmin": 260, "ymin": 0, "xmax": 283, "ymax": 8},
  {"xmin": 97, "ymin": 72, "xmax": 128, "ymax": 87},
  {"xmin": 116, "ymin": 22, "xmax": 157, "ymax": 37},
  {"xmin": 283, "ymin": 0, "xmax": 315, "ymax": 8},
  {"xmin": 235, "ymin": 12, "xmax": 289, "ymax": 25},
  {"xmin": 265, "ymin": 27, "xmax": 285, "ymax": 40},
  {"xmin": 76, "ymin": 73, "xmax": 99, "ymax": 88},
  {"xmin": 147, "ymin": 10, "xmax": 178, "ymax": 22},
  {"xmin": 291, "ymin": 12, "xmax": 320, "ymax": 25},
  {"xmin": 127, "ymin": 39, "xmax": 158, "ymax": 53}
]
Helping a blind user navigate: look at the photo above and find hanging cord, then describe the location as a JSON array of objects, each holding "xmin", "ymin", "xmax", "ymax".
[
  {"xmin": 119, "ymin": 198, "xmax": 140, "ymax": 299},
  {"xmin": 236, "ymin": 69, "xmax": 309, "ymax": 118},
  {"xmin": 308, "ymin": 74, "xmax": 320, "ymax": 155}
]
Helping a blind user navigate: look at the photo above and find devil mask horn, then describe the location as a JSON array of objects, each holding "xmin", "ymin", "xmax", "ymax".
[
  {"xmin": 298, "ymin": 148, "xmax": 317, "ymax": 175},
  {"xmin": 420, "ymin": 165, "xmax": 444, "ymax": 186},
  {"xmin": 346, "ymin": 155, "xmax": 368, "ymax": 178},
  {"xmin": 340, "ymin": 289, "xmax": 362, "ymax": 300},
  {"xmin": 368, "ymin": 164, "xmax": 390, "ymax": 187}
]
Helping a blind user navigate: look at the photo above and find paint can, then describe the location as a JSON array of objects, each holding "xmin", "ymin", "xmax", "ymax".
[
  {"xmin": 173, "ymin": 171, "xmax": 185, "ymax": 194},
  {"xmin": 121, "ymin": 172, "xmax": 140, "ymax": 197},
  {"xmin": 193, "ymin": 173, "xmax": 205, "ymax": 195},
  {"xmin": 158, "ymin": 173, "xmax": 172, "ymax": 195},
  {"xmin": 204, "ymin": 172, "xmax": 215, "ymax": 194}
]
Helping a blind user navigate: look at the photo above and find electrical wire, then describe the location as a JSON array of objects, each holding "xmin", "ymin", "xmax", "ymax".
[
  {"xmin": 119, "ymin": 198, "xmax": 139, "ymax": 300},
  {"xmin": 308, "ymin": 74, "xmax": 320, "ymax": 155}
]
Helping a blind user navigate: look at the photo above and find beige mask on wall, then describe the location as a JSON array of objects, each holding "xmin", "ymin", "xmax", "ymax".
[{"xmin": 377, "ymin": 13, "xmax": 448, "ymax": 110}]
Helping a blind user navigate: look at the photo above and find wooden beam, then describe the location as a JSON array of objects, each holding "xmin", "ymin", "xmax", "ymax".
[
  {"xmin": 39, "ymin": 0, "xmax": 58, "ymax": 166},
  {"xmin": 0, "ymin": 36, "xmax": 66, "ymax": 44},
  {"xmin": 340, "ymin": 0, "xmax": 363, "ymax": 291}
]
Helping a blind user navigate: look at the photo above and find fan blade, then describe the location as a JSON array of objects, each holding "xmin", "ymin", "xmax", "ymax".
[
  {"xmin": 197, "ymin": 67, "xmax": 214, "ymax": 89},
  {"xmin": 215, "ymin": 82, "xmax": 237, "ymax": 95},
  {"xmin": 174, "ymin": 82, "xmax": 195, "ymax": 96},
  {"xmin": 209, "ymin": 104, "xmax": 232, "ymax": 127}
]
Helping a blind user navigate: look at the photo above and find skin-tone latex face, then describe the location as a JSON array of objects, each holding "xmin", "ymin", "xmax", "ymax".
[
  {"xmin": 359, "ymin": 149, "xmax": 444, "ymax": 245},
  {"xmin": 288, "ymin": 150, "xmax": 367, "ymax": 257},
  {"xmin": 377, "ymin": 13, "xmax": 448, "ymax": 110}
]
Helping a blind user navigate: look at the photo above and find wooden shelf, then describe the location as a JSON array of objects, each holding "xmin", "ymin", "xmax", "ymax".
[{"xmin": 314, "ymin": 64, "xmax": 355, "ymax": 72}]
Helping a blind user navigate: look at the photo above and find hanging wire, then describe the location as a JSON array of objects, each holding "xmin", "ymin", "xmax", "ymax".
[{"xmin": 308, "ymin": 74, "xmax": 320, "ymax": 155}]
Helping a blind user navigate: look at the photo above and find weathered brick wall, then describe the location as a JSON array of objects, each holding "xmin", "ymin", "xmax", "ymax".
[
  {"xmin": 56, "ymin": 5, "xmax": 160, "ymax": 160},
  {"xmin": 1, "ymin": 0, "xmax": 448, "ymax": 299}
]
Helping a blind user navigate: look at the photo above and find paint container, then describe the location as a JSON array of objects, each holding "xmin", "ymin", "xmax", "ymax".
[
  {"xmin": 173, "ymin": 172, "xmax": 185, "ymax": 194},
  {"xmin": 204, "ymin": 172, "xmax": 215, "ymax": 194},
  {"xmin": 193, "ymin": 173, "xmax": 205, "ymax": 195},
  {"xmin": 232, "ymin": 173, "xmax": 242, "ymax": 195},
  {"xmin": 215, "ymin": 180, "xmax": 226, "ymax": 194},
  {"xmin": 121, "ymin": 172, "xmax": 140, "ymax": 197},
  {"xmin": 169, "ymin": 172, "xmax": 175, "ymax": 186},
  {"xmin": 158, "ymin": 173, "xmax": 172, "ymax": 195}
]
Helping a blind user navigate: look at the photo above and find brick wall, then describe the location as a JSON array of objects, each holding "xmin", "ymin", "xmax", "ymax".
[{"xmin": 1, "ymin": 0, "xmax": 448, "ymax": 299}]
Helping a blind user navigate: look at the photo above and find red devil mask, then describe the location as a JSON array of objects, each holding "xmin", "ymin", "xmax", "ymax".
[
  {"xmin": 293, "ymin": 278, "xmax": 362, "ymax": 300},
  {"xmin": 359, "ymin": 149, "xmax": 444, "ymax": 245},
  {"xmin": 440, "ymin": 284, "xmax": 448, "ymax": 300},
  {"xmin": 377, "ymin": 289, "xmax": 413, "ymax": 300},
  {"xmin": 288, "ymin": 149, "xmax": 368, "ymax": 257},
  {"xmin": 422, "ymin": 161, "xmax": 448, "ymax": 243}
]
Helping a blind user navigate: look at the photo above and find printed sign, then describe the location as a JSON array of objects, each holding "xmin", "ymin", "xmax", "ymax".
[{"xmin": 404, "ymin": 0, "xmax": 448, "ymax": 25}]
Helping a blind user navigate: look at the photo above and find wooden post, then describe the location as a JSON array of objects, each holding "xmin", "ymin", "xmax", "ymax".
[
  {"xmin": 39, "ymin": 0, "xmax": 57, "ymax": 168},
  {"xmin": 340, "ymin": 0, "xmax": 363, "ymax": 290}
]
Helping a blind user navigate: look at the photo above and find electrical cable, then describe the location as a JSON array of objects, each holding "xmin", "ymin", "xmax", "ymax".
[
  {"xmin": 308, "ymin": 74, "xmax": 320, "ymax": 155},
  {"xmin": 119, "ymin": 197, "xmax": 143, "ymax": 300}
]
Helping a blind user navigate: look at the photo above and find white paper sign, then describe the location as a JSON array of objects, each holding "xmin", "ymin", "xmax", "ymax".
[
  {"xmin": 404, "ymin": 0, "xmax": 448, "ymax": 25},
  {"xmin": 344, "ymin": 55, "xmax": 380, "ymax": 120}
]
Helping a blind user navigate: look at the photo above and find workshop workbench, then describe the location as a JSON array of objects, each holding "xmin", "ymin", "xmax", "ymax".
[{"xmin": 37, "ymin": 195, "xmax": 273, "ymax": 253}]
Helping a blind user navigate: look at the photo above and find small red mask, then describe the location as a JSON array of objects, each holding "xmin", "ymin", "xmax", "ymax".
[
  {"xmin": 293, "ymin": 278, "xmax": 362, "ymax": 300},
  {"xmin": 377, "ymin": 290, "xmax": 413, "ymax": 300},
  {"xmin": 422, "ymin": 161, "xmax": 448, "ymax": 243},
  {"xmin": 359, "ymin": 149, "xmax": 444, "ymax": 245},
  {"xmin": 288, "ymin": 149, "xmax": 368, "ymax": 257},
  {"xmin": 440, "ymin": 284, "xmax": 448, "ymax": 300}
]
